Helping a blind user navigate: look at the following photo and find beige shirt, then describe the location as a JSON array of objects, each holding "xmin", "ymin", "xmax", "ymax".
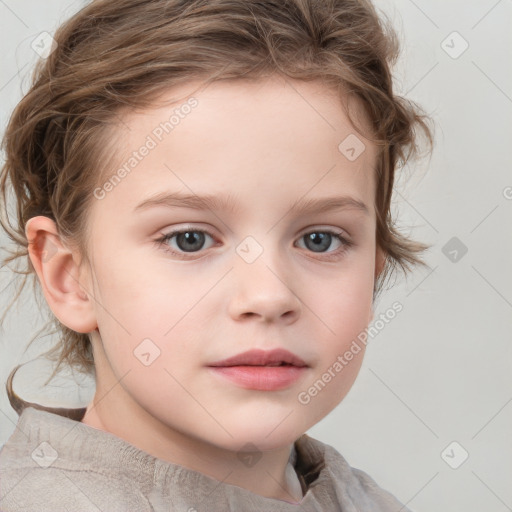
[{"xmin": 0, "ymin": 407, "xmax": 411, "ymax": 511}]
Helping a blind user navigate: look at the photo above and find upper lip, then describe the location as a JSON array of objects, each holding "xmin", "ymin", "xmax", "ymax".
[{"xmin": 207, "ymin": 348, "xmax": 308, "ymax": 367}]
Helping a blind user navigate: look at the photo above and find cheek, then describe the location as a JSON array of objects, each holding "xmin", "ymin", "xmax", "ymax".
[
  {"xmin": 90, "ymin": 244, "xmax": 175, "ymax": 322},
  {"xmin": 301, "ymin": 259, "xmax": 374, "ymax": 404},
  {"xmin": 308, "ymin": 259, "xmax": 375, "ymax": 338},
  {"xmin": 90, "ymin": 250, "xmax": 208, "ymax": 368},
  {"xmin": 301, "ymin": 285, "xmax": 370, "ymax": 420}
]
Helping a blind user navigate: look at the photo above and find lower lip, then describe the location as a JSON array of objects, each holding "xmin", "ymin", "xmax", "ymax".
[{"xmin": 208, "ymin": 365, "xmax": 307, "ymax": 391}]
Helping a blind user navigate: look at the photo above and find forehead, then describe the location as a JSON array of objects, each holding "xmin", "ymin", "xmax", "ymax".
[
  {"xmin": 95, "ymin": 75, "xmax": 378, "ymax": 221},
  {"xmin": 123, "ymin": 75, "xmax": 375, "ymax": 147}
]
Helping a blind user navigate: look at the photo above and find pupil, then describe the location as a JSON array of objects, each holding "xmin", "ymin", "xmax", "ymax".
[
  {"xmin": 306, "ymin": 232, "xmax": 330, "ymax": 252},
  {"xmin": 177, "ymin": 231, "xmax": 205, "ymax": 252}
]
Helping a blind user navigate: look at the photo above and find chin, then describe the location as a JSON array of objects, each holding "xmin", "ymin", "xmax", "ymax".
[{"xmin": 207, "ymin": 420, "xmax": 306, "ymax": 453}]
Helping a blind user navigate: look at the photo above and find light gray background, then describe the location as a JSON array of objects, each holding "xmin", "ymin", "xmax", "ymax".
[{"xmin": 1, "ymin": 1, "xmax": 511, "ymax": 511}]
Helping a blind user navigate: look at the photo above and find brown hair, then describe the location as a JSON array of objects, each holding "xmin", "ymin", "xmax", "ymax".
[{"xmin": 0, "ymin": 0, "xmax": 433, "ymax": 416}]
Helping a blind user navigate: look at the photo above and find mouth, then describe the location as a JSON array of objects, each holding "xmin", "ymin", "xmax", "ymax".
[
  {"xmin": 207, "ymin": 348, "xmax": 308, "ymax": 368},
  {"xmin": 208, "ymin": 365, "xmax": 308, "ymax": 391},
  {"xmin": 207, "ymin": 348, "xmax": 308, "ymax": 391},
  {"xmin": 213, "ymin": 362, "xmax": 302, "ymax": 368}
]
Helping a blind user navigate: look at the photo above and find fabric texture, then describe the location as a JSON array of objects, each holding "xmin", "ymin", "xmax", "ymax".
[{"xmin": 0, "ymin": 406, "xmax": 411, "ymax": 511}]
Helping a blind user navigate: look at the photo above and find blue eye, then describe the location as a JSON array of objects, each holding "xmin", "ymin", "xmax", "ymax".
[
  {"xmin": 295, "ymin": 230, "xmax": 352, "ymax": 261},
  {"xmin": 155, "ymin": 227, "xmax": 352, "ymax": 260},
  {"xmin": 300, "ymin": 231, "xmax": 345, "ymax": 253},
  {"xmin": 156, "ymin": 228, "xmax": 216, "ymax": 258}
]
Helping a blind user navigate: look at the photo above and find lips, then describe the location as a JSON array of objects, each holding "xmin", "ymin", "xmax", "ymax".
[
  {"xmin": 207, "ymin": 348, "xmax": 308, "ymax": 368},
  {"xmin": 207, "ymin": 348, "xmax": 308, "ymax": 391}
]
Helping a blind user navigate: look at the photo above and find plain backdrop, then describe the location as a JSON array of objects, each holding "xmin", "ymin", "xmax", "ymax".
[{"xmin": 1, "ymin": 1, "xmax": 511, "ymax": 511}]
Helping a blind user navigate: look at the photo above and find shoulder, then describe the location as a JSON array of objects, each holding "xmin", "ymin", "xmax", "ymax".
[
  {"xmin": 299, "ymin": 434, "xmax": 412, "ymax": 511},
  {"xmin": 346, "ymin": 466, "xmax": 413, "ymax": 512},
  {"xmin": 0, "ymin": 409, "xmax": 151, "ymax": 512},
  {"xmin": 0, "ymin": 449, "xmax": 151, "ymax": 512}
]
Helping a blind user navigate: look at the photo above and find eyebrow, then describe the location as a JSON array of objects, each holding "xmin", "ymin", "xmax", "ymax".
[{"xmin": 133, "ymin": 191, "xmax": 370, "ymax": 216}]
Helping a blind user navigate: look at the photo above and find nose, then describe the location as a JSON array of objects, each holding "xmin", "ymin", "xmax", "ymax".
[{"xmin": 227, "ymin": 243, "xmax": 302, "ymax": 324}]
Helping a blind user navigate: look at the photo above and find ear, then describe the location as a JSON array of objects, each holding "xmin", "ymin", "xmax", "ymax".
[
  {"xmin": 374, "ymin": 246, "xmax": 386, "ymax": 280},
  {"xmin": 369, "ymin": 246, "xmax": 387, "ymax": 323},
  {"xmin": 25, "ymin": 216, "xmax": 97, "ymax": 333}
]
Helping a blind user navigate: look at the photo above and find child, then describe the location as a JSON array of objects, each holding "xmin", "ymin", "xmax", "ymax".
[{"xmin": 0, "ymin": 0, "xmax": 433, "ymax": 510}]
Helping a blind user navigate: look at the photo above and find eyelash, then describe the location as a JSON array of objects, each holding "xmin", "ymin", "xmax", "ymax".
[{"xmin": 154, "ymin": 226, "xmax": 353, "ymax": 261}]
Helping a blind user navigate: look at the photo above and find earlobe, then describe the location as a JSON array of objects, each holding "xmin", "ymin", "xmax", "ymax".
[{"xmin": 25, "ymin": 216, "xmax": 97, "ymax": 333}]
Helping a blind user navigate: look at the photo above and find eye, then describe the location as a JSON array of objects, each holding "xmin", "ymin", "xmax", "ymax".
[
  {"xmin": 295, "ymin": 229, "xmax": 353, "ymax": 260},
  {"xmin": 155, "ymin": 227, "xmax": 217, "ymax": 259},
  {"xmin": 155, "ymin": 226, "xmax": 353, "ymax": 261}
]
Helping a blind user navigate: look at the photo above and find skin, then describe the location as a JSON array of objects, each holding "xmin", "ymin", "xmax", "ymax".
[{"xmin": 26, "ymin": 74, "xmax": 385, "ymax": 504}]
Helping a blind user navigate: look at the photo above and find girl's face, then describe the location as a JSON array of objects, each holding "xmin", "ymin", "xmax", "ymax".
[{"xmin": 82, "ymin": 75, "xmax": 382, "ymax": 452}]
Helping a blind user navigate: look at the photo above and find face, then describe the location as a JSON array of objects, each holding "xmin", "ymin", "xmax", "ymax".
[{"xmin": 82, "ymin": 75, "xmax": 382, "ymax": 452}]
